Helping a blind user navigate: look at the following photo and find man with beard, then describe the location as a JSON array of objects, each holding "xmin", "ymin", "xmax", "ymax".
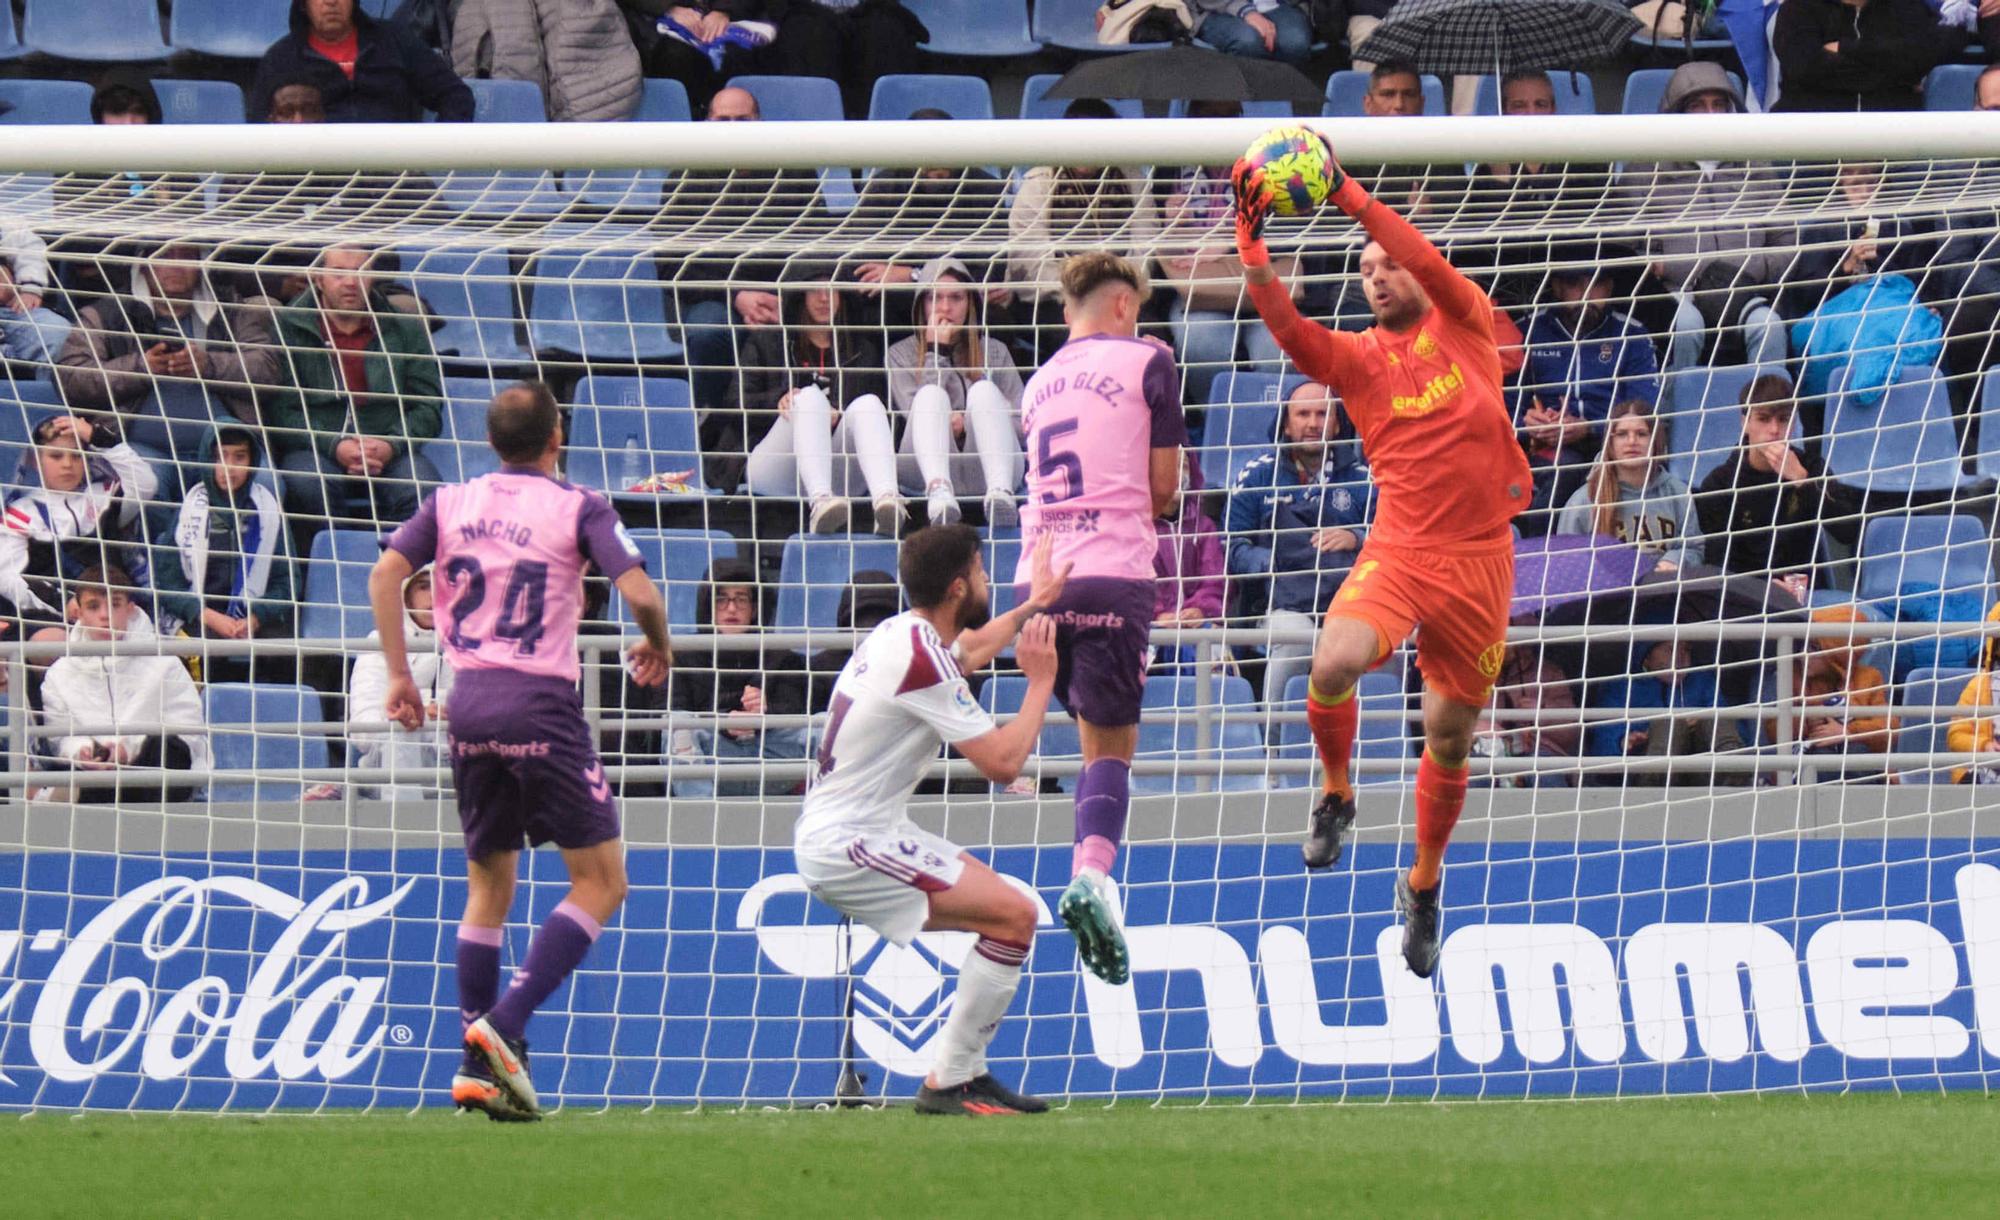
[{"xmin": 791, "ymin": 525, "xmax": 1066, "ymax": 1116}]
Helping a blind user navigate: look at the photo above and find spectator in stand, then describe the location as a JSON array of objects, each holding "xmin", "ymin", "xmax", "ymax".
[
  {"xmin": 628, "ymin": 2, "xmax": 776, "ymax": 114},
  {"xmin": 92, "ymin": 72, "xmax": 160, "ymax": 126},
  {"xmin": 770, "ymin": 0, "xmax": 928, "ymax": 118},
  {"xmin": 1769, "ymin": 605, "xmax": 1895, "ymax": 778},
  {"xmin": 266, "ymin": 244, "xmax": 443, "ymax": 534},
  {"xmin": 1978, "ymin": 65, "xmax": 2000, "ymax": 110},
  {"xmin": 1191, "ymin": 0, "xmax": 1315, "ymax": 63},
  {"xmin": 885, "ymin": 257, "xmax": 1024, "ymax": 528},
  {"xmin": 349, "ymin": 564, "xmax": 452, "ymax": 798},
  {"xmin": 1346, "ymin": 0, "xmax": 1399, "ymax": 73},
  {"xmin": 739, "ymin": 263, "xmax": 901, "ymax": 536},
  {"xmin": 1585, "ymin": 637, "xmax": 1747, "ymax": 784},
  {"xmin": 1461, "ymin": 72, "xmax": 1606, "ymax": 312},
  {"xmin": 0, "ymin": 414, "xmax": 157, "ymax": 645},
  {"xmin": 676, "ymin": 86, "xmax": 827, "ymax": 479},
  {"xmin": 1009, "ymin": 99, "xmax": 1161, "ymax": 362},
  {"xmin": 0, "ymin": 220, "xmax": 71, "ymax": 367},
  {"xmin": 57, "ymin": 240, "xmax": 283, "ymax": 493},
  {"xmin": 667, "ymin": 558, "xmax": 808, "ymax": 797},
  {"xmin": 1523, "ymin": 265, "xmax": 1661, "ymax": 432},
  {"xmin": 1948, "ymin": 601, "xmax": 2000, "ymax": 783},
  {"xmin": 843, "ymin": 111, "xmax": 1010, "ymax": 302},
  {"xmin": 1618, "ymin": 63, "xmax": 1790, "ymax": 371},
  {"xmin": 1477, "ymin": 651, "xmax": 1582, "ymax": 788},
  {"xmin": 1153, "ymin": 452, "xmax": 1226, "ymax": 672},
  {"xmin": 782, "ymin": 568, "xmax": 899, "ymax": 718},
  {"xmin": 1771, "ymin": 0, "xmax": 1964, "ymax": 112},
  {"xmin": 1363, "ymin": 59, "xmax": 1425, "ymax": 116},
  {"xmin": 249, "ymin": 0, "xmax": 474, "ymax": 124},
  {"xmin": 1556, "ymin": 401, "xmax": 1702, "ymax": 570},
  {"xmin": 1157, "ymin": 101, "xmax": 1287, "ymax": 404},
  {"xmin": 1226, "ymin": 382, "xmax": 1374, "ymax": 701},
  {"xmin": 151, "ymin": 425, "xmax": 296, "ymax": 657},
  {"xmin": 37, "ymin": 564, "xmax": 208, "ymax": 805},
  {"xmin": 1694, "ymin": 374, "xmax": 1856, "ymax": 600}
]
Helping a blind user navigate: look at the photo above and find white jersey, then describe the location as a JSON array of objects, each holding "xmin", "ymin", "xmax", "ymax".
[{"xmin": 793, "ymin": 612, "xmax": 996, "ymax": 856}]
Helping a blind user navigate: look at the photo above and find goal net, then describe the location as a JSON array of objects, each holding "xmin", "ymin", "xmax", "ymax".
[{"xmin": 2, "ymin": 113, "xmax": 1999, "ymax": 1110}]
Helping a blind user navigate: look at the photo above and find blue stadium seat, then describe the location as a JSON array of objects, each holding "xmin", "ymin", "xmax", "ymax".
[
  {"xmin": 400, "ymin": 245, "xmax": 533, "ymax": 369},
  {"xmin": 775, "ymin": 535, "xmax": 903, "ymax": 632},
  {"xmin": 206, "ymin": 683, "xmax": 330, "ymax": 803},
  {"xmin": 23, "ymin": 0, "xmax": 169, "ymax": 60},
  {"xmin": 903, "ymin": 0, "xmax": 1039, "ymax": 56},
  {"xmin": 0, "ymin": 3, "xmax": 29, "ymax": 60},
  {"xmin": 1200, "ymin": 371, "xmax": 1302, "ymax": 490},
  {"xmin": 563, "ymin": 78, "xmax": 689, "ymax": 210},
  {"xmin": 868, "ymin": 73, "xmax": 995, "ymax": 121},
  {"xmin": 984, "ymin": 526, "xmax": 1022, "ymax": 618},
  {"xmin": 617, "ymin": 530, "xmax": 742, "ymax": 631},
  {"xmin": 424, "ymin": 376, "xmax": 505, "ymax": 483},
  {"xmin": 1897, "ymin": 666, "xmax": 1978, "ymax": 783},
  {"xmin": 1662, "ymin": 363, "xmax": 1765, "ymax": 420},
  {"xmin": 1620, "ymin": 68, "xmax": 1746, "ymax": 115},
  {"xmin": 633, "ymin": 76, "xmax": 694, "ymax": 123},
  {"xmin": 1277, "ymin": 671, "xmax": 1410, "ymax": 787},
  {"xmin": 1018, "ymin": 73, "xmax": 1142, "ymax": 120},
  {"xmin": 1925, "ymin": 64, "xmax": 1983, "ymax": 112},
  {"xmin": 1972, "ymin": 365, "xmax": 2000, "ymax": 481},
  {"xmin": 1130, "ymin": 674, "xmax": 1266, "ymax": 793},
  {"xmin": 467, "ymin": 78, "xmax": 546, "ymax": 123},
  {"xmin": 1856, "ymin": 513, "xmax": 1993, "ymax": 605},
  {"xmin": 527, "ymin": 235, "xmax": 680, "ymax": 362},
  {"xmin": 1471, "ymin": 73, "xmax": 1596, "ymax": 116},
  {"xmin": 566, "ymin": 376, "xmax": 706, "ymax": 495},
  {"xmin": 170, "ymin": 0, "xmax": 289, "ymax": 59},
  {"xmin": 1322, "ymin": 69, "xmax": 1446, "ymax": 117},
  {"xmin": 1033, "ymin": 0, "xmax": 1173, "ymax": 51},
  {"xmin": 726, "ymin": 74, "xmax": 845, "ymax": 122},
  {"xmin": 1824, "ymin": 366, "xmax": 1971, "ymax": 496},
  {"xmin": 0, "ymin": 80, "xmax": 93, "ymax": 125},
  {"xmin": 153, "ymin": 80, "xmax": 245, "ymax": 126},
  {"xmin": 300, "ymin": 529, "xmax": 384, "ymax": 640}
]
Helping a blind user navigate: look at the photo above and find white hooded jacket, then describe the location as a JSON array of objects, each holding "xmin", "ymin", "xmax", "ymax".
[{"xmin": 40, "ymin": 607, "xmax": 211, "ymax": 770}]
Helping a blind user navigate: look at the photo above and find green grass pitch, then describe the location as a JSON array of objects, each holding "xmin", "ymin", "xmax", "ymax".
[{"xmin": 4, "ymin": 1093, "xmax": 1994, "ymax": 1218}]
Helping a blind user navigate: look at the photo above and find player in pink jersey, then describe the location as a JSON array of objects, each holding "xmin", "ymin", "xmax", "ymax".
[
  {"xmin": 370, "ymin": 383, "xmax": 671, "ymax": 1121},
  {"xmin": 1016, "ymin": 252, "xmax": 1188, "ymax": 985}
]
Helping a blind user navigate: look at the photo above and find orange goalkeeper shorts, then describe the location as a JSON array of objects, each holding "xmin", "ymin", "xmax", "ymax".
[{"xmin": 1326, "ymin": 534, "xmax": 1514, "ymax": 707}]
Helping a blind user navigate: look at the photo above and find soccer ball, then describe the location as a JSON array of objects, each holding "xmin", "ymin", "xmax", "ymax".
[{"xmin": 1240, "ymin": 124, "xmax": 1335, "ymax": 218}]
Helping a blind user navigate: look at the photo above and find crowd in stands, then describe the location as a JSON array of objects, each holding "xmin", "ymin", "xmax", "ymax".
[{"xmin": 4, "ymin": 0, "xmax": 2000, "ymax": 798}]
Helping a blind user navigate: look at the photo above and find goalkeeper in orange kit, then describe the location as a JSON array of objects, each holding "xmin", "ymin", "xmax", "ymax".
[{"xmin": 1233, "ymin": 132, "xmax": 1532, "ymax": 977}]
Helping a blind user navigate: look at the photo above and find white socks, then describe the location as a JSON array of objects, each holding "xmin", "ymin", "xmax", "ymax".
[{"xmin": 930, "ymin": 937, "xmax": 1027, "ymax": 1088}]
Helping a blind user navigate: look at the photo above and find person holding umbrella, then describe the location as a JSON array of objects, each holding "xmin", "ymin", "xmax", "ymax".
[{"xmin": 1231, "ymin": 130, "xmax": 1532, "ymax": 978}]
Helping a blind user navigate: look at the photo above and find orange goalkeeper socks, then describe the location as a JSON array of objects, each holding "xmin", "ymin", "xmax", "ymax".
[
  {"xmin": 1411, "ymin": 750, "xmax": 1469, "ymax": 891},
  {"xmin": 1305, "ymin": 681, "xmax": 1358, "ymax": 800}
]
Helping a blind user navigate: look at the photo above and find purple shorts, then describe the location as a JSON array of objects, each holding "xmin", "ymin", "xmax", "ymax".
[
  {"xmin": 446, "ymin": 669, "xmax": 619, "ymax": 861},
  {"xmin": 1015, "ymin": 576, "xmax": 1153, "ymax": 728}
]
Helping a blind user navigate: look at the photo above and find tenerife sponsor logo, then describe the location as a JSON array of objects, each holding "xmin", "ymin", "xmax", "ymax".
[
  {"xmin": 0, "ymin": 875, "xmax": 412, "ymax": 1088},
  {"xmin": 743, "ymin": 863, "xmax": 2000, "ymax": 1073}
]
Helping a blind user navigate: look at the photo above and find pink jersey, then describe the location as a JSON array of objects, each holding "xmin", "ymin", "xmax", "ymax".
[
  {"xmin": 1016, "ymin": 333, "xmax": 1188, "ymax": 583},
  {"xmin": 388, "ymin": 467, "xmax": 645, "ymax": 683}
]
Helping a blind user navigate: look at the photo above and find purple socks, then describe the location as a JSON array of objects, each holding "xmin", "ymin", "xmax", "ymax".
[
  {"xmin": 485, "ymin": 901, "xmax": 603, "ymax": 1042},
  {"xmin": 456, "ymin": 924, "xmax": 502, "ymax": 1032},
  {"xmin": 1072, "ymin": 758, "xmax": 1131, "ymax": 877}
]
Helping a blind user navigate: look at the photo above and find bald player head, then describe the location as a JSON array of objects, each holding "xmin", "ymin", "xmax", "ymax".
[{"xmin": 487, "ymin": 381, "xmax": 563, "ymax": 470}]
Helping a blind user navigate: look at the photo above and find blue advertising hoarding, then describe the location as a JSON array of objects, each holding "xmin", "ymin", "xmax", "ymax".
[{"xmin": 4, "ymin": 840, "xmax": 1999, "ymax": 1109}]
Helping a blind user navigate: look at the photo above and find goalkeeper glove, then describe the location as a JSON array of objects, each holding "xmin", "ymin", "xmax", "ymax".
[{"xmin": 1230, "ymin": 157, "xmax": 1274, "ymax": 269}]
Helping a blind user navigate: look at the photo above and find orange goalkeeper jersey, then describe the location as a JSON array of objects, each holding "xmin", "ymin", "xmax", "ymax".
[{"xmin": 1247, "ymin": 188, "xmax": 1531, "ymax": 550}]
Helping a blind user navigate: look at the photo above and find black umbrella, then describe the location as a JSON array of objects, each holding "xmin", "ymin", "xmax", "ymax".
[
  {"xmin": 1041, "ymin": 45, "xmax": 1324, "ymax": 108},
  {"xmin": 1353, "ymin": 0, "xmax": 1641, "ymax": 77},
  {"xmin": 1530, "ymin": 565, "xmax": 1805, "ymax": 682}
]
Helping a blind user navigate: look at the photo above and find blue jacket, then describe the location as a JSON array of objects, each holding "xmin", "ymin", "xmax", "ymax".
[
  {"xmin": 1521, "ymin": 308, "xmax": 1661, "ymax": 426},
  {"xmin": 1585, "ymin": 667, "xmax": 1721, "ymax": 757},
  {"xmin": 249, "ymin": 0, "xmax": 473, "ymax": 124},
  {"xmin": 1225, "ymin": 440, "xmax": 1374, "ymax": 616}
]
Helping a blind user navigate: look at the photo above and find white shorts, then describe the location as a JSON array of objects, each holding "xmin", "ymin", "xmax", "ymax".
[{"xmin": 795, "ymin": 824, "xmax": 967, "ymax": 947}]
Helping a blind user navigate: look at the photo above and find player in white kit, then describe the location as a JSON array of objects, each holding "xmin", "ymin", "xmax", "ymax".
[{"xmin": 794, "ymin": 524, "xmax": 1069, "ymax": 1116}]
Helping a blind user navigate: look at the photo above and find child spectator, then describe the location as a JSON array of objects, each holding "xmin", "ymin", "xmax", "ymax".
[
  {"xmin": 667, "ymin": 558, "xmax": 807, "ymax": 797},
  {"xmin": 886, "ymin": 256, "xmax": 1024, "ymax": 528},
  {"xmin": 349, "ymin": 565, "xmax": 451, "ymax": 798},
  {"xmin": 0, "ymin": 414, "xmax": 158, "ymax": 640},
  {"xmin": 1586, "ymin": 638, "xmax": 1749, "ymax": 785},
  {"xmin": 1774, "ymin": 605, "xmax": 1895, "ymax": 778},
  {"xmin": 152, "ymin": 426, "xmax": 296, "ymax": 649},
  {"xmin": 1555, "ymin": 401, "xmax": 1703, "ymax": 571},
  {"xmin": 1947, "ymin": 601, "xmax": 2000, "ymax": 783},
  {"xmin": 39, "ymin": 564, "xmax": 208, "ymax": 804},
  {"xmin": 1154, "ymin": 453, "xmax": 1226, "ymax": 671}
]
